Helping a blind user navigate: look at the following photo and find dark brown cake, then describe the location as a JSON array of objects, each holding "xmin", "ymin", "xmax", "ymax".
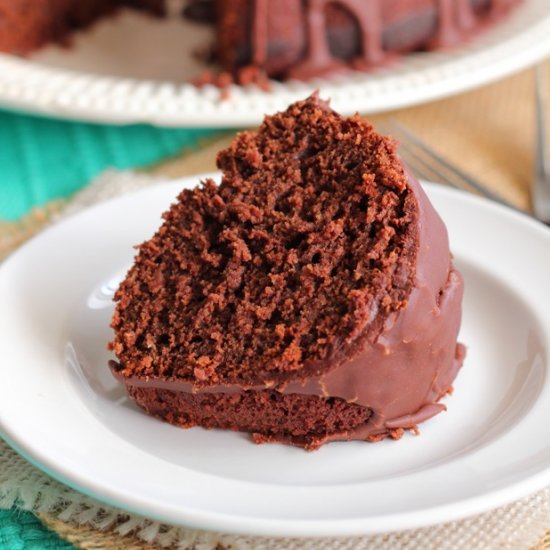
[
  {"xmin": 0, "ymin": 0, "xmax": 165, "ymax": 54},
  {"xmin": 109, "ymin": 93, "xmax": 465, "ymax": 450}
]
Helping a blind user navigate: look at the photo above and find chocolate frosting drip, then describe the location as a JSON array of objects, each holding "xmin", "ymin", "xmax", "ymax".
[
  {"xmin": 252, "ymin": 0, "xmax": 269, "ymax": 67},
  {"xmin": 111, "ymin": 170, "xmax": 465, "ymax": 444},
  {"xmin": 432, "ymin": 0, "xmax": 476, "ymax": 47},
  {"xmin": 290, "ymin": 0, "xmax": 384, "ymax": 78},
  {"xmin": 243, "ymin": 0, "xmax": 522, "ymax": 80}
]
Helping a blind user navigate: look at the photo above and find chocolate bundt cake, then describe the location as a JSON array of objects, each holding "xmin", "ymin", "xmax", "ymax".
[
  {"xmin": 214, "ymin": 0, "xmax": 522, "ymax": 82},
  {"xmin": 109, "ymin": 94, "xmax": 465, "ymax": 450},
  {"xmin": 0, "ymin": 1, "xmax": 522, "ymax": 83}
]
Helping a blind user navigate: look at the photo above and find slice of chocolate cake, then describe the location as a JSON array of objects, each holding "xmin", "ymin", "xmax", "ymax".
[{"xmin": 109, "ymin": 93, "xmax": 465, "ymax": 450}]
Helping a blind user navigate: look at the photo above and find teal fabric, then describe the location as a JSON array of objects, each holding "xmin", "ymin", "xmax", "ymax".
[
  {"xmin": 0, "ymin": 509, "xmax": 74, "ymax": 549},
  {"xmin": 0, "ymin": 108, "xmax": 222, "ymax": 220},
  {"xmin": 0, "ymin": 108, "xmax": 226, "ymax": 547}
]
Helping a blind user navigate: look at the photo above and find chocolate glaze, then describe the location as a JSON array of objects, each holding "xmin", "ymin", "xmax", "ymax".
[
  {"xmin": 234, "ymin": 0, "xmax": 523, "ymax": 80},
  {"xmin": 110, "ymin": 170, "xmax": 465, "ymax": 445},
  {"xmin": 289, "ymin": 0, "xmax": 384, "ymax": 79}
]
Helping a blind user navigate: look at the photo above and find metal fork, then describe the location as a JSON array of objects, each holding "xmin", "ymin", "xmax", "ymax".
[
  {"xmin": 534, "ymin": 63, "xmax": 550, "ymax": 224},
  {"xmin": 380, "ymin": 120, "xmax": 522, "ymax": 214}
]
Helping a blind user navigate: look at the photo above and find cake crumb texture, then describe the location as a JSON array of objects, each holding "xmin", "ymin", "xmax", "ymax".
[{"xmin": 110, "ymin": 94, "xmax": 417, "ymax": 387}]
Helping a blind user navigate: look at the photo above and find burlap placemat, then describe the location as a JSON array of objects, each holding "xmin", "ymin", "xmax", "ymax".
[{"xmin": 1, "ymin": 60, "xmax": 550, "ymax": 549}]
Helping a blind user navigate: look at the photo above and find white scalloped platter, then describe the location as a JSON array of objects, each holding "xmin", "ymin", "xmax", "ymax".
[{"xmin": 0, "ymin": 0, "xmax": 549, "ymax": 127}]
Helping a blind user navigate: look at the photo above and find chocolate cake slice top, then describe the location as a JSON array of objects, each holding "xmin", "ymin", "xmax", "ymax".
[{"xmin": 110, "ymin": 94, "xmax": 418, "ymax": 386}]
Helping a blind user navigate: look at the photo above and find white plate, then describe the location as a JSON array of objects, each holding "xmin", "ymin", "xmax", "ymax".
[
  {"xmin": 0, "ymin": 0, "xmax": 549, "ymax": 126},
  {"xmin": 1, "ymin": 175, "xmax": 550, "ymax": 537}
]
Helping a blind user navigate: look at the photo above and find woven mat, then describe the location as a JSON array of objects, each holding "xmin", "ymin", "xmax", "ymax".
[{"xmin": 1, "ymin": 60, "xmax": 550, "ymax": 549}]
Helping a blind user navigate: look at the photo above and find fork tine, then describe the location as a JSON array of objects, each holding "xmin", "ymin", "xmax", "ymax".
[
  {"xmin": 379, "ymin": 122, "xmax": 458, "ymax": 185},
  {"xmin": 395, "ymin": 140, "xmax": 464, "ymax": 191},
  {"xmin": 385, "ymin": 120, "xmax": 519, "ymax": 211},
  {"xmin": 533, "ymin": 64, "xmax": 550, "ymax": 223},
  {"xmin": 381, "ymin": 122, "xmax": 482, "ymax": 194}
]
